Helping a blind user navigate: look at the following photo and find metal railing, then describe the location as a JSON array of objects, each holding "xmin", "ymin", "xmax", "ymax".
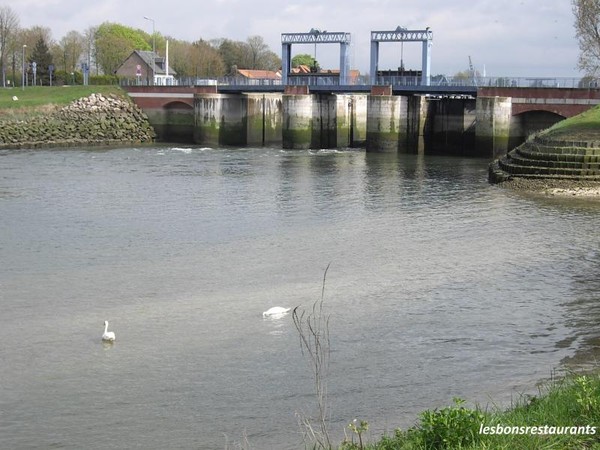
[{"xmin": 121, "ymin": 75, "xmax": 595, "ymax": 90}]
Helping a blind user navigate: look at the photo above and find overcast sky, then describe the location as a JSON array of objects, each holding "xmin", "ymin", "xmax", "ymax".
[{"xmin": 10, "ymin": 0, "xmax": 579, "ymax": 78}]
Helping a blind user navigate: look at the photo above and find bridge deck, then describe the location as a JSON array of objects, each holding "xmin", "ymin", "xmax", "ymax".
[{"xmin": 216, "ymin": 84, "xmax": 478, "ymax": 96}]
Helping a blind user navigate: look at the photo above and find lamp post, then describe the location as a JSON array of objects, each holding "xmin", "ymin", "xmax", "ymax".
[
  {"xmin": 21, "ymin": 45, "xmax": 26, "ymax": 90},
  {"xmin": 144, "ymin": 16, "xmax": 156, "ymax": 85}
]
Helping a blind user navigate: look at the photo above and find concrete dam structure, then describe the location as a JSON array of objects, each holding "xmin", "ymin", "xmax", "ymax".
[
  {"xmin": 193, "ymin": 90, "xmax": 482, "ymax": 154},
  {"xmin": 125, "ymin": 86, "xmax": 600, "ymax": 158}
]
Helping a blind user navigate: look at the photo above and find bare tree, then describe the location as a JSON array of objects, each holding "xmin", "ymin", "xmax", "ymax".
[
  {"xmin": 292, "ymin": 263, "xmax": 332, "ymax": 449},
  {"xmin": 0, "ymin": 6, "xmax": 20, "ymax": 87},
  {"xmin": 57, "ymin": 30, "xmax": 85, "ymax": 73},
  {"xmin": 573, "ymin": 0, "xmax": 600, "ymax": 76}
]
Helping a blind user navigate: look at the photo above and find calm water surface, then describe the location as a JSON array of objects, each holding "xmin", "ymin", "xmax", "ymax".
[{"xmin": 1, "ymin": 146, "xmax": 599, "ymax": 449}]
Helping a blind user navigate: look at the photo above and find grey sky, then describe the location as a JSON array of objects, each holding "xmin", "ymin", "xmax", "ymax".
[{"xmin": 11, "ymin": 0, "xmax": 579, "ymax": 78}]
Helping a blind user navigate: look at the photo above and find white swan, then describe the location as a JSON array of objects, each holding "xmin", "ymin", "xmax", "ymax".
[
  {"xmin": 262, "ymin": 306, "xmax": 291, "ymax": 318},
  {"xmin": 102, "ymin": 320, "xmax": 116, "ymax": 342}
]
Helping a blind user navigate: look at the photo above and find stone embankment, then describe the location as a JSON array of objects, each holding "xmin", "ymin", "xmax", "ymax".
[
  {"xmin": 0, "ymin": 93, "xmax": 156, "ymax": 149},
  {"xmin": 489, "ymin": 134, "xmax": 600, "ymax": 197}
]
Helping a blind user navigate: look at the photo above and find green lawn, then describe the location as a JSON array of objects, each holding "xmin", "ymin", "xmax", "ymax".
[{"xmin": 0, "ymin": 85, "xmax": 126, "ymax": 112}]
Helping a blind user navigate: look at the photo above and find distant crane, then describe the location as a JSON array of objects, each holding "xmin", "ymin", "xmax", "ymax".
[{"xmin": 468, "ymin": 56, "xmax": 477, "ymax": 86}]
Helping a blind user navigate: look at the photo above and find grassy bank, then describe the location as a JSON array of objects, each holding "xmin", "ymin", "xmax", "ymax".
[
  {"xmin": 0, "ymin": 85, "xmax": 126, "ymax": 118},
  {"xmin": 541, "ymin": 104, "xmax": 600, "ymax": 141},
  {"xmin": 341, "ymin": 371, "xmax": 600, "ymax": 449}
]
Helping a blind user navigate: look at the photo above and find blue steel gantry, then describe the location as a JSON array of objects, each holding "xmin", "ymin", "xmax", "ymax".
[
  {"xmin": 281, "ymin": 29, "xmax": 351, "ymax": 85},
  {"xmin": 370, "ymin": 27, "xmax": 433, "ymax": 86}
]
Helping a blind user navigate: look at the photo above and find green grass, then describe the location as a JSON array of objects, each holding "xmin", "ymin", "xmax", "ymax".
[
  {"xmin": 0, "ymin": 85, "xmax": 126, "ymax": 117},
  {"xmin": 341, "ymin": 370, "xmax": 600, "ymax": 450},
  {"xmin": 542, "ymin": 104, "xmax": 600, "ymax": 140}
]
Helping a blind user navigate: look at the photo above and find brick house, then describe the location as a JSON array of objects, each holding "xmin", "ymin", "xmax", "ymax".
[{"xmin": 115, "ymin": 50, "xmax": 177, "ymax": 85}]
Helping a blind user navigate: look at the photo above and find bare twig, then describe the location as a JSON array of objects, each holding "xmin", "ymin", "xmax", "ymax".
[{"xmin": 293, "ymin": 263, "xmax": 332, "ymax": 449}]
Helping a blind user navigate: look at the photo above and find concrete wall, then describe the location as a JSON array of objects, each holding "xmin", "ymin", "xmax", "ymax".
[
  {"xmin": 187, "ymin": 91, "xmax": 509, "ymax": 157},
  {"xmin": 194, "ymin": 94, "xmax": 247, "ymax": 146},
  {"xmin": 281, "ymin": 93, "xmax": 367, "ymax": 149},
  {"xmin": 366, "ymin": 94, "xmax": 410, "ymax": 152},
  {"xmin": 351, "ymin": 94, "xmax": 368, "ymax": 147},
  {"xmin": 282, "ymin": 94, "xmax": 313, "ymax": 149},
  {"xmin": 475, "ymin": 96, "xmax": 512, "ymax": 158},
  {"xmin": 508, "ymin": 110, "xmax": 564, "ymax": 150},
  {"xmin": 157, "ymin": 101, "xmax": 194, "ymax": 143},
  {"xmin": 246, "ymin": 94, "xmax": 283, "ymax": 147}
]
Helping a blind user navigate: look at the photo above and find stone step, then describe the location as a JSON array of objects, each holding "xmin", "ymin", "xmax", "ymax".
[
  {"xmin": 535, "ymin": 136, "xmax": 600, "ymax": 149},
  {"xmin": 516, "ymin": 146, "xmax": 600, "ymax": 163},
  {"xmin": 498, "ymin": 158, "xmax": 600, "ymax": 178},
  {"xmin": 509, "ymin": 150, "xmax": 600, "ymax": 169},
  {"xmin": 523, "ymin": 141, "xmax": 600, "ymax": 156}
]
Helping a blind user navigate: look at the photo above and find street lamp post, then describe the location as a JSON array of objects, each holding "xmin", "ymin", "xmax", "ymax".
[
  {"xmin": 143, "ymin": 16, "xmax": 156, "ymax": 85},
  {"xmin": 22, "ymin": 45, "xmax": 26, "ymax": 90}
]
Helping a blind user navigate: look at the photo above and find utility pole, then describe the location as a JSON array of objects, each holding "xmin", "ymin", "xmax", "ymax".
[{"xmin": 144, "ymin": 16, "xmax": 156, "ymax": 85}]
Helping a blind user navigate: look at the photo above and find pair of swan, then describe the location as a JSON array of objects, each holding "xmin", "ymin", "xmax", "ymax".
[
  {"xmin": 101, "ymin": 307, "xmax": 288, "ymax": 341},
  {"xmin": 102, "ymin": 320, "xmax": 116, "ymax": 342}
]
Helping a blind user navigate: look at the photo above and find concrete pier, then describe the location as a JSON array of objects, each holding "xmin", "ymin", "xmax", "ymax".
[
  {"xmin": 194, "ymin": 94, "xmax": 248, "ymax": 146},
  {"xmin": 366, "ymin": 93, "xmax": 413, "ymax": 153},
  {"xmin": 246, "ymin": 94, "xmax": 283, "ymax": 146},
  {"xmin": 282, "ymin": 94, "xmax": 313, "ymax": 149},
  {"xmin": 475, "ymin": 96, "xmax": 512, "ymax": 158},
  {"xmin": 186, "ymin": 91, "xmax": 510, "ymax": 156}
]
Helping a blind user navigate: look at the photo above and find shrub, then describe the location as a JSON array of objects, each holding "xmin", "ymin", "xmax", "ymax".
[{"xmin": 417, "ymin": 398, "xmax": 485, "ymax": 449}]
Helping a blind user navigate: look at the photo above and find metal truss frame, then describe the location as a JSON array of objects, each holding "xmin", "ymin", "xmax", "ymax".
[
  {"xmin": 370, "ymin": 27, "xmax": 433, "ymax": 86},
  {"xmin": 281, "ymin": 30, "xmax": 352, "ymax": 85}
]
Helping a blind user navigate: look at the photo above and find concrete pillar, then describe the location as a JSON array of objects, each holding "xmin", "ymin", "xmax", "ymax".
[
  {"xmin": 282, "ymin": 94, "xmax": 313, "ymax": 149},
  {"xmin": 366, "ymin": 94, "xmax": 410, "ymax": 152},
  {"xmin": 246, "ymin": 93, "xmax": 283, "ymax": 147},
  {"xmin": 351, "ymin": 94, "xmax": 368, "ymax": 147},
  {"xmin": 194, "ymin": 93, "xmax": 247, "ymax": 146},
  {"xmin": 331, "ymin": 94, "xmax": 367, "ymax": 148},
  {"xmin": 475, "ymin": 96, "xmax": 512, "ymax": 158}
]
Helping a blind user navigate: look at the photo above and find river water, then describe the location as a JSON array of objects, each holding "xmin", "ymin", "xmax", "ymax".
[{"xmin": 1, "ymin": 145, "xmax": 599, "ymax": 449}]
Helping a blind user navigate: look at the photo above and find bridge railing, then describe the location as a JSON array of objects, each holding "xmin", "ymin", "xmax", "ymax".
[{"xmin": 122, "ymin": 75, "xmax": 594, "ymax": 90}]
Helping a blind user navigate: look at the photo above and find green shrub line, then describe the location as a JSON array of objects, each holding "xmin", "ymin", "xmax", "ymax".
[{"xmin": 339, "ymin": 370, "xmax": 600, "ymax": 450}]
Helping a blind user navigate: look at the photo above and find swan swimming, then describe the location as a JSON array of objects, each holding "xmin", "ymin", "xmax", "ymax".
[
  {"xmin": 102, "ymin": 320, "xmax": 116, "ymax": 342},
  {"xmin": 262, "ymin": 307, "xmax": 291, "ymax": 318}
]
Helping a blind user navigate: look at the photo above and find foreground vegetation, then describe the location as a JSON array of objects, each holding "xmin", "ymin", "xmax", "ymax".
[{"xmin": 339, "ymin": 371, "xmax": 600, "ymax": 450}]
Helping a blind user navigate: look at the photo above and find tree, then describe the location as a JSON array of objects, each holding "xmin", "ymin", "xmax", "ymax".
[
  {"xmin": 28, "ymin": 37, "xmax": 53, "ymax": 85},
  {"xmin": 218, "ymin": 37, "xmax": 281, "ymax": 72},
  {"xmin": 0, "ymin": 6, "xmax": 20, "ymax": 87},
  {"xmin": 218, "ymin": 38, "xmax": 246, "ymax": 73},
  {"xmin": 95, "ymin": 22, "xmax": 150, "ymax": 74},
  {"xmin": 292, "ymin": 53, "xmax": 317, "ymax": 68},
  {"xmin": 57, "ymin": 30, "xmax": 85, "ymax": 73},
  {"xmin": 573, "ymin": 0, "xmax": 600, "ymax": 76},
  {"xmin": 245, "ymin": 35, "xmax": 281, "ymax": 70},
  {"xmin": 186, "ymin": 39, "xmax": 225, "ymax": 78}
]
